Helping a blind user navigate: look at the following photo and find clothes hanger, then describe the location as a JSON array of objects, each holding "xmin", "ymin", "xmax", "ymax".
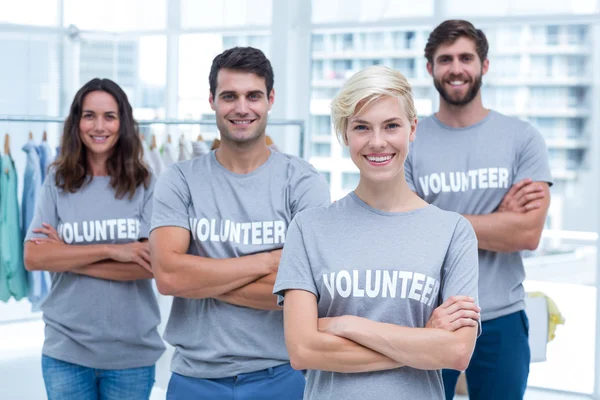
[
  {"xmin": 4, "ymin": 133, "xmax": 10, "ymax": 175},
  {"xmin": 167, "ymin": 134, "xmax": 172, "ymax": 144},
  {"xmin": 150, "ymin": 134, "xmax": 157, "ymax": 150},
  {"xmin": 28, "ymin": 131, "xmax": 33, "ymax": 141},
  {"xmin": 42, "ymin": 130, "xmax": 47, "ymax": 142}
]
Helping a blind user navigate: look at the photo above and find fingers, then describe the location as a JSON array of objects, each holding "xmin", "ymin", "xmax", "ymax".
[
  {"xmin": 450, "ymin": 318, "xmax": 479, "ymax": 331},
  {"xmin": 515, "ymin": 186, "xmax": 545, "ymax": 207},
  {"xmin": 445, "ymin": 300, "xmax": 481, "ymax": 315},
  {"xmin": 506, "ymin": 178, "xmax": 531, "ymax": 198},
  {"xmin": 134, "ymin": 256, "xmax": 153, "ymax": 273},
  {"xmin": 139, "ymin": 248, "xmax": 152, "ymax": 265},
  {"xmin": 437, "ymin": 296, "xmax": 475, "ymax": 309}
]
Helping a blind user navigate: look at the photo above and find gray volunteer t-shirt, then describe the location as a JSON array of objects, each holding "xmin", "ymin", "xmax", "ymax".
[
  {"xmin": 24, "ymin": 173, "xmax": 165, "ymax": 370},
  {"xmin": 405, "ymin": 111, "xmax": 553, "ymax": 321},
  {"xmin": 150, "ymin": 150, "xmax": 331, "ymax": 379},
  {"xmin": 273, "ymin": 193, "xmax": 479, "ymax": 400}
]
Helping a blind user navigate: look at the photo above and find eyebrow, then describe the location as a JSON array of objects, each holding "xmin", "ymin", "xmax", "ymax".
[
  {"xmin": 219, "ymin": 90, "xmax": 266, "ymax": 97},
  {"xmin": 82, "ymin": 110, "xmax": 117, "ymax": 115},
  {"xmin": 436, "ymin": 52, "xmax": 475, "ymax": 60},
  {"xmin": 350, "ymin": 117, "xmax": 402, "ymax": 124}
]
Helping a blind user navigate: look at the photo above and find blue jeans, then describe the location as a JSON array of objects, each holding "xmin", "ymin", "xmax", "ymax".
[
  {"xmin": 42, "ymin": 355, "xmax": 155, "ymax": 400},
  {"xmin": 166, "ymin": 363, "xmax": 305, "ymax": 400},
  {"xmin": 442, "ymin": 310, "xmax": 531, "ymax": 400}
]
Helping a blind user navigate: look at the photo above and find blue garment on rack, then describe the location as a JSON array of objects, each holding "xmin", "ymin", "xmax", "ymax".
[
  {"xmin": 21, "ymin": 141, "xmax": 48, "ymax": 310},
  {"xmin": 38, "ymin": 141, "xmax": 53, "ymax": 182},
  {"xmin": 0, "ymin": 154, "xmax": 28, "ymax": 302}
]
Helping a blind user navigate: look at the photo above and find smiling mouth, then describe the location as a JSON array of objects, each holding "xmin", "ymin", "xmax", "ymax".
[
  {"xmin": 229, "ymin": 119, "xmax": 256, "ymax": 125},
  {"xmin": 90, "ymin": 135, "xmax": 109, "ymax": 143},
  {"xmin": 364, "ymin": 154, "xmax": 395, "ymax": 164},
  {"xmin": 448, "ymin": 80, "xmax": 468, "ymax": 87}
]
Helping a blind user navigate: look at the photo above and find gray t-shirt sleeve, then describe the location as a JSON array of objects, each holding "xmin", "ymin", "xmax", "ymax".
[
  {"xmin": 150, "ymin": 164, "xmax": 191, "ymax": 232},
  {"xmin": 513, "ymin": 125, "xmax": 553, "ymax": 186},
  {"xmin": 24, "ymin": 175, "xmax": 59, "ymax": 241},
  {"xmin": 273, "ymin": 216, "xmax": 318, "ymax": 305},
  {"xmin": 138, "ymin": 176, "xmax": 156, "ymax": 240},
  {"xmin": 290, "ymin": 167, "xmax": 331, "ymax": 217},
  {"xmin": 440, "ymin": 217, "xmax": 479, "ymax": 307},
  {"xmin": 404, "ymin": 143, "xmax": 417, "ymax": 192}
]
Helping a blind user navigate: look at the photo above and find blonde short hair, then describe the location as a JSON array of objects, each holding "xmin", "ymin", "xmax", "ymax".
[{"xmin": 331, "ymin": 65, "xmax": 417, "ymax": 144}]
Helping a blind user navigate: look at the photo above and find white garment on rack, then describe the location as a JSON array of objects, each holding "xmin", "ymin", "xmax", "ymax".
[
  {"xmin": 178, "ymin": 135, "xmax": 191, "ymax": 161},
  {"xmin": 149, "ymin": 147, "xmax": 166, "ymax": 176},
  {"xmin": 192, "ymin": 140, "xmax": 210, "ymax": 157},
  {"xmin": 141, "ymin": 140, "xmax": 156, "ymax": 173},
  {"xmin": 161, "ymin": 142, "xmax": 177, "ymax": 166}
]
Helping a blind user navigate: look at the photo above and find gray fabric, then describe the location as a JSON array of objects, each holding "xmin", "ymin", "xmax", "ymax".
[
  {"xmin": 405, "ymin": 111, "xmax": 553, "ymax": 321},
  {"xmin": 24, "ymin": 173, "xmax": 165, "ymax": 369},
  {"xmin": 150, "ymin": 150, "xmax": 331, "ymax": 379},
  {"xmin": 273, "ymin": 193, "xmax": 479, "ymax": 400}
]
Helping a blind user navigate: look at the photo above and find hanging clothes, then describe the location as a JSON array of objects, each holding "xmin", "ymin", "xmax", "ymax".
[
  {"xmin": 149, "ymin": 136, "xmax": 166, "ymax": 176},
  {"xmin": 161, "ymin": 138, "xmax": 177, "ymax": 167},
  {"xmin": 0, "ymin": 154, "xmax": 29, "ymax": 302},
  {"xmin": 141, "ymin": 137, "xmax": 156, "ymax": 173},
  {"xmin": 192, "ymin": 136, "xmax": 210, "ymax": 158},
  {"xmin": 178, "ymin": 135, "xmax": 191, "ymax": 161},
  {"xmin": 22, "ymin": 140, "xmax": 51, "ymax": 310},
  {"xmin": 38, "ymin": 139, "xmax": 53, "ymax": 182}
]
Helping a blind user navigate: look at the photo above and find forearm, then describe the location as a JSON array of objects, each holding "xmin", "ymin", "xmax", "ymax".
[
  {"xmin": 73, "ymin": 261, "xmax": 153, "ymax": 281},
  {"xmin": 215, "ymin": 273, "xmax": 279, "ymax": 310},
  {"xmin": 464, "ymin": 212, "xmax": 541, "ymax": 252},
  {"xmin": 337, "ymin": 317, "xmax": 475, "ymax": 371},
  {"xmin": 290, "ymin": 331, "xmax": 402, "ymax": 373},
  {"xmin": 154, "ymin": 252, "xmax": 270, "ymax": 298},
  {"xmin": 24, "ymin": 242, "xmax": 112, "ymax": 272}
]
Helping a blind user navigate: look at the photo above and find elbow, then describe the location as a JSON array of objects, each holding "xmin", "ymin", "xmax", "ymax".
[
  {"xmin": 448, "ymin": 342, "xmax": 474, "ymax": 371},
  {"xmin": 23, "ymin": 247, "xmax": 41, "ymax": 271},
  {"xmin": 523, "ymin": 230, "xmax": 542, "ymax": 251},
  {"xmin": 286, "ymin": 342, "xmax": 311, "ymax": 371},
  {"xmin": 154, "ymin": 270, "xmax": 178, "ymax": 296}
]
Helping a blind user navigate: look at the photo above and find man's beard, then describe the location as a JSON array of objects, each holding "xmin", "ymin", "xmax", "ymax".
[{"xmin": 434, "ymin": 74, "xmax": 482, "ymax": 106}]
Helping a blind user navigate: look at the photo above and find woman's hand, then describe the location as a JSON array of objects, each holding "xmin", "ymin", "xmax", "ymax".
[
  {"xmin": 426, "ymin": 296, "xmax": 480, "ymax": 331},
  {"xmin": 32, "ymin": 223, "xmax": 63, "ymax": 245},
  {"xmin": 108, "ymin": 242, "xmax": 153, "ymax": 272}
]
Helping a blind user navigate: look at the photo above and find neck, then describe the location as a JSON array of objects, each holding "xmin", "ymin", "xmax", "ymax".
[
  {"xmin": 215, "ymin": 137, "xmax": 271, "ymax": 174},
  {"xmin": 87, "ymin": 152, "xmax": 110, "ymax": 176},
  {"xmin": 354, "ymin": 173, "xmax": 426, "ymax": 213},
  {"xmin": 436, "ymin": 92, "xmax": 489, "ymax": 128}
]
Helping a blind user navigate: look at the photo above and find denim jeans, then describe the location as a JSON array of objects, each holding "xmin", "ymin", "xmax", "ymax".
[
  {"xmin": 166, "ymin": 363, "xmax": 305, "ymax": 400},
  {"xmin": 442, "ymin": 310, "xmax": 531, "ymax": 400},
  {"xmin": 42, "ymin": 355, "xmax": 155, "ymax": 400}
]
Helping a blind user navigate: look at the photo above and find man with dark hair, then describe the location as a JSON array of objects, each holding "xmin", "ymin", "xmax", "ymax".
[
  {"xmin": 405, "ymin": 20, "xmax": 553, "ymax": 399},
  {"xmin": 150, "ymin": 47, "xmax": 330, "ymax": 399}
]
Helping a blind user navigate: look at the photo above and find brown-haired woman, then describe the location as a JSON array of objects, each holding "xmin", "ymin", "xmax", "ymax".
[{"xmin": 23, "ymin": 78, "xmax": 165, "ymax": 400}]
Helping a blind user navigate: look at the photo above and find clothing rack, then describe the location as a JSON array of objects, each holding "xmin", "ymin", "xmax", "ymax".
[{"xmin": 0, "ymin": 115, "xmax": 307, "ymax": 158}]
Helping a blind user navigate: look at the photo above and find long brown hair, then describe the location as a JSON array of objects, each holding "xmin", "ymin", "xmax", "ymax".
[{"xmin": 52, "ymin": 78, "xmax": 150, "ymax": 199}]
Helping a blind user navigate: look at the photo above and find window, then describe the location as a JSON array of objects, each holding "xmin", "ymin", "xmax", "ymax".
[
  {"xmin": 332, "ymin": 60, "xmax": 354, "ymax": 79},
  {"xmin": 546, "ymin": 26, "xmax": 560, "ymax": 46},
  {"xmin": 319, "ymin": 171, "xmax": 331, "ymax": 184},
  {"xmin": 312, "ymin": 34, "xmax": 325, "ymax": 52},
  {"xmin": 567, "ymin": 25, "xmax": 587, "ymax": 45},
  {"xmin": 312, "ymin": 143, "xmax": 331, "ymax": 157},
  {"xmin": 359, "ymin": 59, "xmax": 383, "ymax": 69},
  {"xmin": 494, "ymin": 56, "xmax": 521, "ymax": 78},
  {"xmin": 311, "ymin": 115, "xmax": 332, "ymax": 135},
  {"xmin": 342, "ymin": 172, "xmax": 360, "ymax": 190},
  {"xmin": 361, "ymin": 32, "xmax": 385, "ymax": 51},
  {"xmin": 392, "ymin": 59, "xmax": 415, "ymax": 78}
]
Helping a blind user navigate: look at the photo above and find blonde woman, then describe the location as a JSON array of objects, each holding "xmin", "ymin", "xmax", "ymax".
[{"xmin": 273, "ymin": 66, "xmax": 480, "ymax": 399}]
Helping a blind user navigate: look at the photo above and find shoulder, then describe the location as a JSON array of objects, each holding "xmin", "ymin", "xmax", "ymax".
[
  {"xmin": 271, "ymin": 151, "xmax": 321, "ymax": 176},
  {"xmin": 424, "ymin": 206, "xmax": 476, "ymax": 240},
  {"xmin": 489, "ymin": 110, "xmax": 541, "ymax": 139}
]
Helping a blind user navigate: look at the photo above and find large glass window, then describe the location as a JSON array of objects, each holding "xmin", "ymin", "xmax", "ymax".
[
  {"xmin": 64, "ymin": 0, "xmax": 166, "ymax": 31},
  {"xmin": 0, "ymin": 0, "xmax": 59, "ymax": 26}
]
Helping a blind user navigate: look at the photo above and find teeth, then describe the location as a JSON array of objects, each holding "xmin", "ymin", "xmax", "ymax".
[
  {"xmin": 92, "ymin": 136, "xmax": 107, "ymax": 141},
  {"xmin": 366, "ymin": 155, "xmax": 392, "ymax": 163},
  {"xmin": 232, "ymin": 120, "xmax": 252, "ymax": 124},
  {"xmin": 450, "ymin": 81, "xmax": 466, "ymax": 86}
]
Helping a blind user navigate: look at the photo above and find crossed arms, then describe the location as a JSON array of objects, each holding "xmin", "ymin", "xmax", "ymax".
[
  {"xmin": 24, "ymin": 224, "xmax": 153, "ymax": 281},
  {"xmin": 149, "ymin": 226, "xmax": 282, "ymax": 310},
  {"xmin": 284, "ymin": 290, "xmax": 479, "ymax": 373},
  {"xmin": 465, "ymin": 179, "xmax": 551, "ymax": 253}
]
